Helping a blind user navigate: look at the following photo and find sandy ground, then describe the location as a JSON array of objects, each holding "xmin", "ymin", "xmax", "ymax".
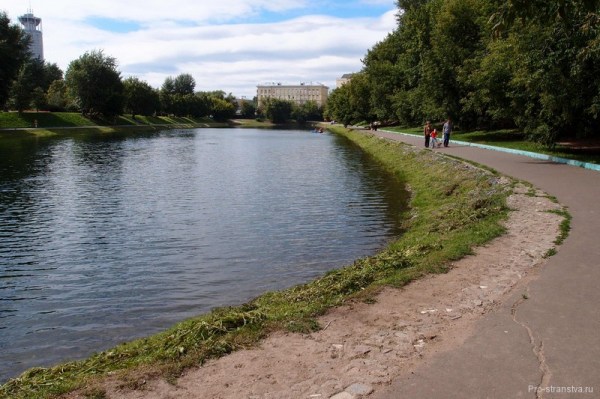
[{"xmin": 70, "ymin": 182, "xmax": 563, "ymax": 399}]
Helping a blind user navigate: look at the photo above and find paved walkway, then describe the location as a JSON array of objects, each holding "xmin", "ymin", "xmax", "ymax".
[{"xmin": 368, "ymin": 131, "xmax": 600, "ymax": 399}]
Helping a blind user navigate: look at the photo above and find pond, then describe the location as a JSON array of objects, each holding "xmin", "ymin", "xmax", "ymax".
[{"xmin": 0, "ymin": 128, "xmax": 407, "ymax": 382}]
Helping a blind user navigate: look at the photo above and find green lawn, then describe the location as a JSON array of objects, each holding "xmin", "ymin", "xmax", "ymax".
[
  {"xmin": 0, "ymin": 112, "xmax": 322, "ymax": 132},
  {"xmin": 0, "ymin": 112, "xmax": 98, "ymax": 128}
]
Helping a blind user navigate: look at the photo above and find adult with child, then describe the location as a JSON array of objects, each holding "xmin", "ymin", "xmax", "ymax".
[{"xmin": 443, "ymin": 117, "xmax": 452, "ymax": 147}]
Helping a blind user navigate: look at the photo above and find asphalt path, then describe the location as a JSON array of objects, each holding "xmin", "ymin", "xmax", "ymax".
[{"xmin": 367, "ymin": 130, "xmax": 600, "ymax": 399}]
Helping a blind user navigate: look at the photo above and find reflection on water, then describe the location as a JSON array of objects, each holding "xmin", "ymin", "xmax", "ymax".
[{"xmin": 0, "ymin": 128, "xmax": 407, "ymax": 382}]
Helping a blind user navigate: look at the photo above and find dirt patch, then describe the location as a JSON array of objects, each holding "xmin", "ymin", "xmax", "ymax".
[{"xmin": 70, "ymin": 183, "xmax": 563, "ymax": 399}]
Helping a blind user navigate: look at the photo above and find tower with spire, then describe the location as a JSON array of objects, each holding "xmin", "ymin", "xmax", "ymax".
[{"xmin": 18, "ymin": 8, "xmax": 44, "ymax": 60}]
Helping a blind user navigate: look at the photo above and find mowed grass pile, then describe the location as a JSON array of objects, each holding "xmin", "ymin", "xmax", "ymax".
[{"xmin": 0, "ymin": 127, "xmax": 510, "ymax": 399}]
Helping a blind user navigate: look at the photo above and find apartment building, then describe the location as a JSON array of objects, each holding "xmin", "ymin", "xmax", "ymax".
[{"xmin": 257, "ymin": 83, "xmax": 329, "ymax": 108}]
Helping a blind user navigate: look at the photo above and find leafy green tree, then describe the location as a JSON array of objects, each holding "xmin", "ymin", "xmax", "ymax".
[
  {"xmin": 9, "ymin": 58, "xmax": 45, "ymax": 112},
  {"xmin": 191, "ymin": 93, "xmax": 212, "ymax": 118},
  {"xmin": 240, "ymin": 99, "xmax": 257, "ymax": 118},
  {"xmin": 46, "ymin": 79, "xmax": 68, "ymax": 111},
  {"xmin": 489, "ymin": 0, "xmax": 600, "ymax": 142},
  {"xmin": 324, "ymin": 0, "xmax": 599, "ymax": 143},
  {"xmin": 31, "ymin": 87, "xmax": 47, "ymax": 111},
  {"xmin": 0, "ymin": 12, "xmax": 30, "ymax": 109},
  {"xmin": 65, "ymin": 50, "xmax": 124, "ymax": 117},
  {"xmin": 123, "ymin": 77, "xmax": 160, "ymax": 117},
  {"xmin": 173, "ymin": 73, "xmax": 195, "ymax": 95},
  {"xmin": 262, "ymin": 98, "xmax": 293, "ymax": 123},
  {"xmin": 9, "ymin": 69, "xmax": 31, "ymax": 112},
  {"xmin": 292, "ymin": 100, "xmax": 322, "ymax": 124},
  {"xmin": 160, "ymin": 74, "xmax": 199, "ymax": 115},
  {"xmin": 210, "ymin": 97, "xmax": 236, "ymax": 121},
  {"xmin": 42, "ymin": 63, "xmax": 63, "ymax": 90},
  {"xmin": 326, "ymin": 84, "xmax": 355, "ymax": 126},
  {"xmin": 459, "ymin": 37, "xmax": 516, "ymax": 129},
  {"xmin": 427, "ymin": 0, "xmax": 489, "ymax": 126}
]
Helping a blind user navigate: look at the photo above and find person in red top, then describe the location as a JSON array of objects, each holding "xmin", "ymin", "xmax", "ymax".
[{"xmin": 430, "ymin": 128, "xmax": 439, "ymax": 148}]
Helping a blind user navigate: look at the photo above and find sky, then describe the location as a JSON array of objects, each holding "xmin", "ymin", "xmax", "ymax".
[{"xmin": 1, "ymin": 0, "xmax": 398, "ymax": 98}]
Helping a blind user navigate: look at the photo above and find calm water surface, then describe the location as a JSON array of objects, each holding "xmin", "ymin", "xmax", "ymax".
[{"xmin": 0, "ymin": 128, "xmax": 407, "ymax": 382}]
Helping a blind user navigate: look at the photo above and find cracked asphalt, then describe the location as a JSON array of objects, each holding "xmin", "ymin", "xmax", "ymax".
[{"xmin": 365, "ymin": 130, "xmax": 600, "ymax": 399}]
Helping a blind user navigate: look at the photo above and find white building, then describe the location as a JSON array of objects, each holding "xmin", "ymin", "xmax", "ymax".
[
  {"xmin": 336, "ymin": 73, "xmax": 355, "ymax": 88},
  {"xmin": 18, "ymin": 10, "xmax": 44, "ymax": 60},
  {"xmin": 257, "ymin": 82, "xmax": 329, "ymax": 108}
]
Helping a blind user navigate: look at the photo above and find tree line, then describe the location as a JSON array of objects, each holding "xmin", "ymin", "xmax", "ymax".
[
  {"xmin": 0, "ymin": 12, "xmax": 258, "ymax": 121},
  {"xmin": 1, "ymin": 11, "xmax": 328, "ymax": 124},
  {"xmin": 325, "ymin": 0, "xmax": 600, "ymax": 145}
]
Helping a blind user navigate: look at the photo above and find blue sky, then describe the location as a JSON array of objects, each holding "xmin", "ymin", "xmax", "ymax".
[{"xmin": 2, "ymin": 0, "xmax": 398, "ymax": 97}]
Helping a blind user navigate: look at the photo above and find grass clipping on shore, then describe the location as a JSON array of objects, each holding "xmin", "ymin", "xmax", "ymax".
[{"xmin": 1, "ymin": 127, "xmax": 510, "ymax": 399}]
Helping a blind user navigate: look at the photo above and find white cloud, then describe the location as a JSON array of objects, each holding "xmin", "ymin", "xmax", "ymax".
[
  {"xmin": 3, "ymin": 0, "xmax": 309, "ymax": 24},
  {"xmin": 2, "ymin": 1, "xmax": 398, "ymax": 97}
]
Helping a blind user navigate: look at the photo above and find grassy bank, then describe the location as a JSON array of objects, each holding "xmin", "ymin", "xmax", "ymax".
[
  {"xmin": 0, "ymin": 127, "xmax": 511, "ymax": 399},
  {"xmin": 0, "ymin": 111, "xmax": 222, "ymax": 129},
  {"xmin": 384, "ymin": 126, "xmax": 600, "ymax": 164},
  {"xmin": 0, "ymin": 112, "xmax": 308, "ymax": 133}
]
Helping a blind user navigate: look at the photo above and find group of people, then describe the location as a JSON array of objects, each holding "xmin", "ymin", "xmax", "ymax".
[{"xmin": 424, "ymin": 119, "xmax": 452, "ymax": 149}]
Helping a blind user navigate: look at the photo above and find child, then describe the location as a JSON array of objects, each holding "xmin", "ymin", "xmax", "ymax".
[{"xmin": 430, "ymin": 128, "xmax": 439, "ymax": 148}]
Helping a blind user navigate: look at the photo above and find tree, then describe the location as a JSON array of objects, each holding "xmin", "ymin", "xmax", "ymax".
[
  {"xmin": 31, "ymin": 87, "xmax": 47, "ymax": 111},
  {"xmin": 488, "ymin": 0, "xmax": 600, "ymax": 142},
  {"xmin": 325, "ymin": 84, "xmax": 354, "ymax": 126},
  {"xmin": 0, "ymin": 12, "xmax": 30, "ymax": 109},
  {"xmin": 240, "ymin": 99, "xmax": 257, "ymax": 118},
  {"xmin": 46, "ymin": 79, "xmax": 68, "ymax": 111},
  {"xmin": 160, "ymin": 74, "xmax": 199, "ymax": 116},
  {"xmin": 173, "ymin": 73, "xmax": 195, "ymax": 95},
  {"xmin": 262, "ymin": 98, "xmax": 293, "ymax": 123},
  {"xmin": 42, "ymin": 63, "xmax": 63, "ymax": 91},
  {"xmin": 292, "ymin": 101, "xmax": 322, "ymax": 124},
  {"xmin": 123, "ymin": 77, "xmax": 160, "ymax": 117},
  {"xmin": 65, "ymin": 50, "xmax": 124, "ymax": 117},
  {"xmin": 324, "ymin": 0, "xmax": 599, "ymax": 143},
  {"xmin": 210, "ymin": 97, "xmax": 236, "ymax": 121},
  {"xmin": 8, "ymin": 58, "xmax": 66, "ymax": 112},
  {"xmin": 9, "ymin": 58, "xmax": 45, "ymax": 112}
]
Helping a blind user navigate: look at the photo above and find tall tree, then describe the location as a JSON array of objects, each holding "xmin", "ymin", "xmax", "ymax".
[
  {"xmin": 210, "ymin": 97, "xmax": 236, "ymax": 121},
  {"xmin": 262, "ymin": 98, "xmax": 293, "ymax": 123},
  {"xmin": 46, "ymin": 79, "xmax": 68, "ymax": 111},
  {"xmin": 240, "ymin": 99, "xmax": 257, "ymax": 119},
  {"xmin": 160, "ymin": 74, "xmax": 197, "ymax": 115},
  {"xmin": 9, "ymin": 58, "xmax": 65, "ymax": 112},
  {"xmin": 123, "ymin": 77, "xmax": 160, "ymax": 117},
  {"xmin": 65, "ymin": 50, "xmax": 124, "ymax": 117},
  {"xmin": 292, "ymin": 100, "xmax": 322, "ymax": 124},
  {"xmin": 0, "ymin": 12, "xmax": 30, "ymax": 109},
  {"xmin": 173, "ymin": 73, "xmax": 195, "ymax": 95},
  {"xmin": 42, "ymin": 63, "xmax": 63, "ymax": 91},
  {"xmin": 489, "ymin": 0, "xmax": 600, "ymax": 142}
]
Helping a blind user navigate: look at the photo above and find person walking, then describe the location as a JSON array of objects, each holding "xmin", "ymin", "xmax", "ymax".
[
  {"xmin": 424, "ymin": 121, "xmax": 432, "ymax": 148},
  {"xmin": 442, "ymin": 117, "xmax": 452, "ymax": 147}
]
